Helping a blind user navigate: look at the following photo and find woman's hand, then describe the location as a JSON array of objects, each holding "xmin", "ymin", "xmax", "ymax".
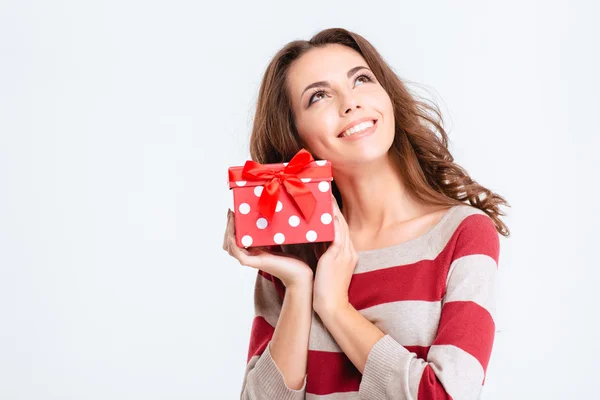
[
  {"xmin": 312, "ymin": 197, "xmax": 357, "ymax": 317},
  {"xmin": 222, "ymin": 209, "xmax": 314, "ymax": 289}
]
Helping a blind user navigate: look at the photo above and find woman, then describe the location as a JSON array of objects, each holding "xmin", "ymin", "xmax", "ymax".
[{"xmin": 223, "ymin": 27, "xmax": 510, "ymax": 400}]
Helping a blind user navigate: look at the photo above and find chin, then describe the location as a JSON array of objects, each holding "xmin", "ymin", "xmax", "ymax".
[{"xmin": 313, "ymin": 128, "xmax": 394, "ymax": 166}]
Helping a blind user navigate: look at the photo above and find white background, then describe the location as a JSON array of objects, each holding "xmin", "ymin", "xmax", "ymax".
[{"xmin": 1, "ymin": 0, "xmax": 598, "ymax": 398}]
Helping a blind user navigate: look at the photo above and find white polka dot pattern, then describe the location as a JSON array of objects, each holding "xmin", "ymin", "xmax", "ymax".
[
  {"xmin": 306, "ymin": 230, "xmax": 317, "ymax": 242},
  {"xmin": 288, "ymin": 215, "xmax": 300, "ymax": 227},
  {"xmin": 236, "ymin": 181, "xmax": 247, "ymax": 186},
  {"xmin": 239, "ymin": 203, "xmax": 250, "ymax": 214},
  {"xmin": 318, "ymin": 181, "xmax": 330, "ymax": 192},
  {"xmin": 254, "ymin": 186, "xmax": 263, "ymax": 197},
  {"xmin": 256, "ymin": 218, "xmax": 268, "ymax": 229},
  {"xmin": 315, "ymin": 160, "xmax": 327, "ymax": 166},
  {"xmin": 274, "ymin": 233, "xmax": 285, "ymax": 244},
  {"xmin": 321, "ymin": 213, "xmax": 332, "ymax": 225},
  {"xmin": 241, "ymin": 235, "xmax": 253, "ymax": 247},
  {"xmin": 275, "ymin": 201, "xmax": 283, "ymax": 212}
]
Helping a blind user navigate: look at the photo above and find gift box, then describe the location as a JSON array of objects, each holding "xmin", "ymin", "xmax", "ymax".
[{"xmin": 227, "ymin": 149, "xmax": 335, "ymax": 248}]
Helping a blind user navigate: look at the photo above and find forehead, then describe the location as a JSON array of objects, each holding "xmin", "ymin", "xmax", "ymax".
[{"xmin": 287, "ymin": 44, "xmax": 367, "ymax": 96}]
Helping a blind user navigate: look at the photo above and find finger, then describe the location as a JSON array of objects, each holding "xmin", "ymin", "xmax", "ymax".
[
  {"xmin": 224, "ymin": 213, "xmax": 259, "ymax": 267},
  {"xmin": 330, "ymin": 196, "xmax": 352, "ymax": 254},
  {"xmin": 331, "ymin": 195, "xmax": 341, "ymax": 236},
  {"xmin": 331, "ymin": 196, "xmax": 348, "ymax": 232},
  {"xmin": 225, "ymin": 212, "xmax": 243, "ymax": 257},
  {"xmin": 223, "ymin": 212, "xmax": 232, "ymax": 252},
  {"xmin": 331, "ymin": 195, "xmax": 341, "ymax": 216},
  {"xmin": 226, "ymin": 210, "xmax": 236, "ymax": 245},
  {"xmin": 222, "ymin": 210, "xmax": 232, "ymax": 251},
  {"xmin": 349, "ymin": 240, "xmax": 357, "ymax": 262},
  {"xmin": 333, "ymin": 204, "xmax": 348, "ymax": 248},
  {"xmin": 330, "ymin": 214, "xmax": 343, "ymax": 254},
  {"xmin": 343, "ymin": 228, "xmax": 351, "ymax": 255},
  {"xmin": 339, "ymin": 214, "xmax": 352, "ymax": 253}
]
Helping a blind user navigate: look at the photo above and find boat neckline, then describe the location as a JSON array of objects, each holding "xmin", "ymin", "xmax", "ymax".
[{"xmin": 355, "ymin": 205, "xmax": 460, "ymax": 256}]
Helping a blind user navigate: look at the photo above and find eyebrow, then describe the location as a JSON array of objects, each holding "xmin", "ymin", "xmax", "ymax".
[{"xmin": 300, "ymin": 66, "xmax": 371, "ymax": 101}]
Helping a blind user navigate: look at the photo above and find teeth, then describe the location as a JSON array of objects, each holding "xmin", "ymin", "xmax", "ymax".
[{"xmin": 342, "ymin": 120, "xmax": 374, "ymax": 137}]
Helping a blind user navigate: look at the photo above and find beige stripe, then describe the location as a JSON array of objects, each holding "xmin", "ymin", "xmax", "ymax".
[
  {"xmin": 309, "ymin": 310, "xmax": 342, "ymax": 352},
  {"xmin": 386, "ymin": 356, "xmax": 424, "ymax": 399},
  {"xmin": 242, "ymin": 349, "xmax": 307, "ymax": 400},
  {"xmin": 309, "ymin": 301, "xmax": 441, "ymax": 352},
  {"xmin": 306, "ymin": 391, "xmax": 361, "ymax": 399},
  {"xmin": 371, "ymin": 343, "xmax": 425, "ymax": 399},
  {"xmin": 427, "ymin": 344, "xmax": 484, "ymax": 399},
  {"xmin": 355, "ymin": 205, "xmax": 487, "ymax": 273},
  {"xmin": 444, "ymin": 254, "xmax": 497, "ymax": 319},
  {"xmin": 254, "ymin": 273, "xmax": 282, "ymax": 328},
  {"xmin": 240, "ymin": 355, "xmax": 259, "ymax": 398}
]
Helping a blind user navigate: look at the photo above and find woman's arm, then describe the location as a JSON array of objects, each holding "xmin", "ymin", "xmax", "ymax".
[
  {"xmin": 222, "ymin": 210, "xmax": 314, "ymax": 399},
  {"xmin": 240, "ymin": 270, "xmax": 312, "ymax": 400},
  {"xmin": 270, "ymin": 279, "xmax": 313, "ymax": 389}
]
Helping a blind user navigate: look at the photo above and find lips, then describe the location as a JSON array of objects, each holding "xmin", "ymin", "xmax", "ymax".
[{"xmin": 337, "ymin": 118, "xmax": 378, "ymax": 138}]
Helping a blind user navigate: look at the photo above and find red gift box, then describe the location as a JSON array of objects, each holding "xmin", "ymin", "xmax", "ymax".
[{"xmin": 227, "ymin": 149, "xmax": 335, "ymax": 248}]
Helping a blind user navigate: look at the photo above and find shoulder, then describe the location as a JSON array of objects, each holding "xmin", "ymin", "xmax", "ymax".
[{"xmin": 448, "ymin": 205, "xmax": 500, "ymax": 264}]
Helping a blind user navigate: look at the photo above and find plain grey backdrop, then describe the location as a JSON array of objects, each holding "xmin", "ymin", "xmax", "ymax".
[{"xmin": 1, "ymin": 0, "xmax": 598, "ymax": 399}]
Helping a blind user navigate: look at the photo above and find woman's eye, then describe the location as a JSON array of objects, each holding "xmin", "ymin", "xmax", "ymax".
[
  {"xmin": 308, "ymin": 91, "xmax": 326, "ymax": 106},
  {"xmin": 307, "ymin": 74, "xmax": 374, "ymax": 107},
  {"xmin": 355, "ymin": 74, "xmax": 372, "ymax": 85}
]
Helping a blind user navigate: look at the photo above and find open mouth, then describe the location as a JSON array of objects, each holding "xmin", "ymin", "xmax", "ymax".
[{"xmin": 337, "ymin": 119, "xmax": 378, "ymax": 138}]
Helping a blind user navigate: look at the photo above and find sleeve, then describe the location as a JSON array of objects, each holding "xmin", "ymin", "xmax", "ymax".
[
  {"xmin": 358, "ymin": 214, "xmax": 500, "ymax": 400},
  {"xmin": 240, "ymin": 269, "xmax": 307, "ymax": 400}
]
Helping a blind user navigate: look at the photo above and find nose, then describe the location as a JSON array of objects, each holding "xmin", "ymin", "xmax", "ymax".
[{"xmin": 340, "ymin": 92, "xmax": 361, "ymax": 114}]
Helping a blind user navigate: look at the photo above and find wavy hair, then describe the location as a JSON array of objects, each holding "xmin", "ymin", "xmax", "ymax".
[{"xmin": 248, "ymin": 28, "xmax": 510, "ymax": 269}]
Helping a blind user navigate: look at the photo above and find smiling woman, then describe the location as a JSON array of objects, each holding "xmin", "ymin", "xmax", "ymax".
[{"xmin": 224, "ymin": 27, "xmax": 511, "ymax": 400}]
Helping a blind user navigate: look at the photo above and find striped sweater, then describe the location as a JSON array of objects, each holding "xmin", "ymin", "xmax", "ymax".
[{"xmin": 240, "ymin": 204, "xmax": 500, "ymax": 399}]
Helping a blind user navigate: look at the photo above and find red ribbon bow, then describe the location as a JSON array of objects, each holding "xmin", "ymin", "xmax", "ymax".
[{"xmin": 241, "ymin": 149, "xmax": 317, "ymax": 223}]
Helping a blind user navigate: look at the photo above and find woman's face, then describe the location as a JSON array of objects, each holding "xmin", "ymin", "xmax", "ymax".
[{"xmin": 287, "ymin": 44, "xmax": 395, "ymax": 167}]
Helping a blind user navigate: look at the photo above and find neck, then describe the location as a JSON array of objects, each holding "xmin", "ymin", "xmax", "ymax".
[{"xmin": 332, "ymin": 153, "xmax": 425, "ymax": 235}]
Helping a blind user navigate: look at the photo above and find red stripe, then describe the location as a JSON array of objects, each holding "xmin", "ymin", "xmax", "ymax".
[
  {"xmin": 348, "ymin": 259, "xmax": 448, "ymax": 309},
  {"xmin": 306, "ymin": 350, "xmax": 361, "ymax": 395},
  {"xmin": 405, "ymin": 345, "xmax": 430, "ymax": 360},
  {"xmin": 451, "ymin": 215, "xmax": 500, "ymax": 265},
  {"xmin": 418, "ymin": 364, "xmax": 453, "ymax": 400},
  {"xmin": 246, "ymin": 316, "xmax": 275, "ymax": 363},
  {"xmin": 433, "ymin": 301, "xmax": 495, "ymax": 372}
]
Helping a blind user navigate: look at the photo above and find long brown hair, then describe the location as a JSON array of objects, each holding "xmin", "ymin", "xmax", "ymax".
[{"xmin": 248, "ymin": 28, "xmax": 511, "ymax": 269}]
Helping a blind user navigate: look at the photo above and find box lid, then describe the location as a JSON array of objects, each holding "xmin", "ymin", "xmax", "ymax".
[{"xmin": 228, "ymin": 160, "xmax": 332, "ymax": 189}]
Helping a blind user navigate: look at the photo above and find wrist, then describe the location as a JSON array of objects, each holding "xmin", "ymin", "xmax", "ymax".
[
  {"xmin": 314, "ymin": 297, "xmax": 351, "ymax": 320},
  {"xmin": 285, "ymin": 275, "xmax": 314, "ymax": 293}
]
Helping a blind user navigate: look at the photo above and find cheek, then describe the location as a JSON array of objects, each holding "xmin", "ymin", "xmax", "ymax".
[
  {"xmin": 375, "ymin": 89, "xmax": 394, "ymax": 113},
  {"xmin": 376, "ymin": 91, "xmax": 395, "ymax": 127},
  {"xmin": 296, "ymin": 112, "xmax": 337, "ymax": 147}
]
